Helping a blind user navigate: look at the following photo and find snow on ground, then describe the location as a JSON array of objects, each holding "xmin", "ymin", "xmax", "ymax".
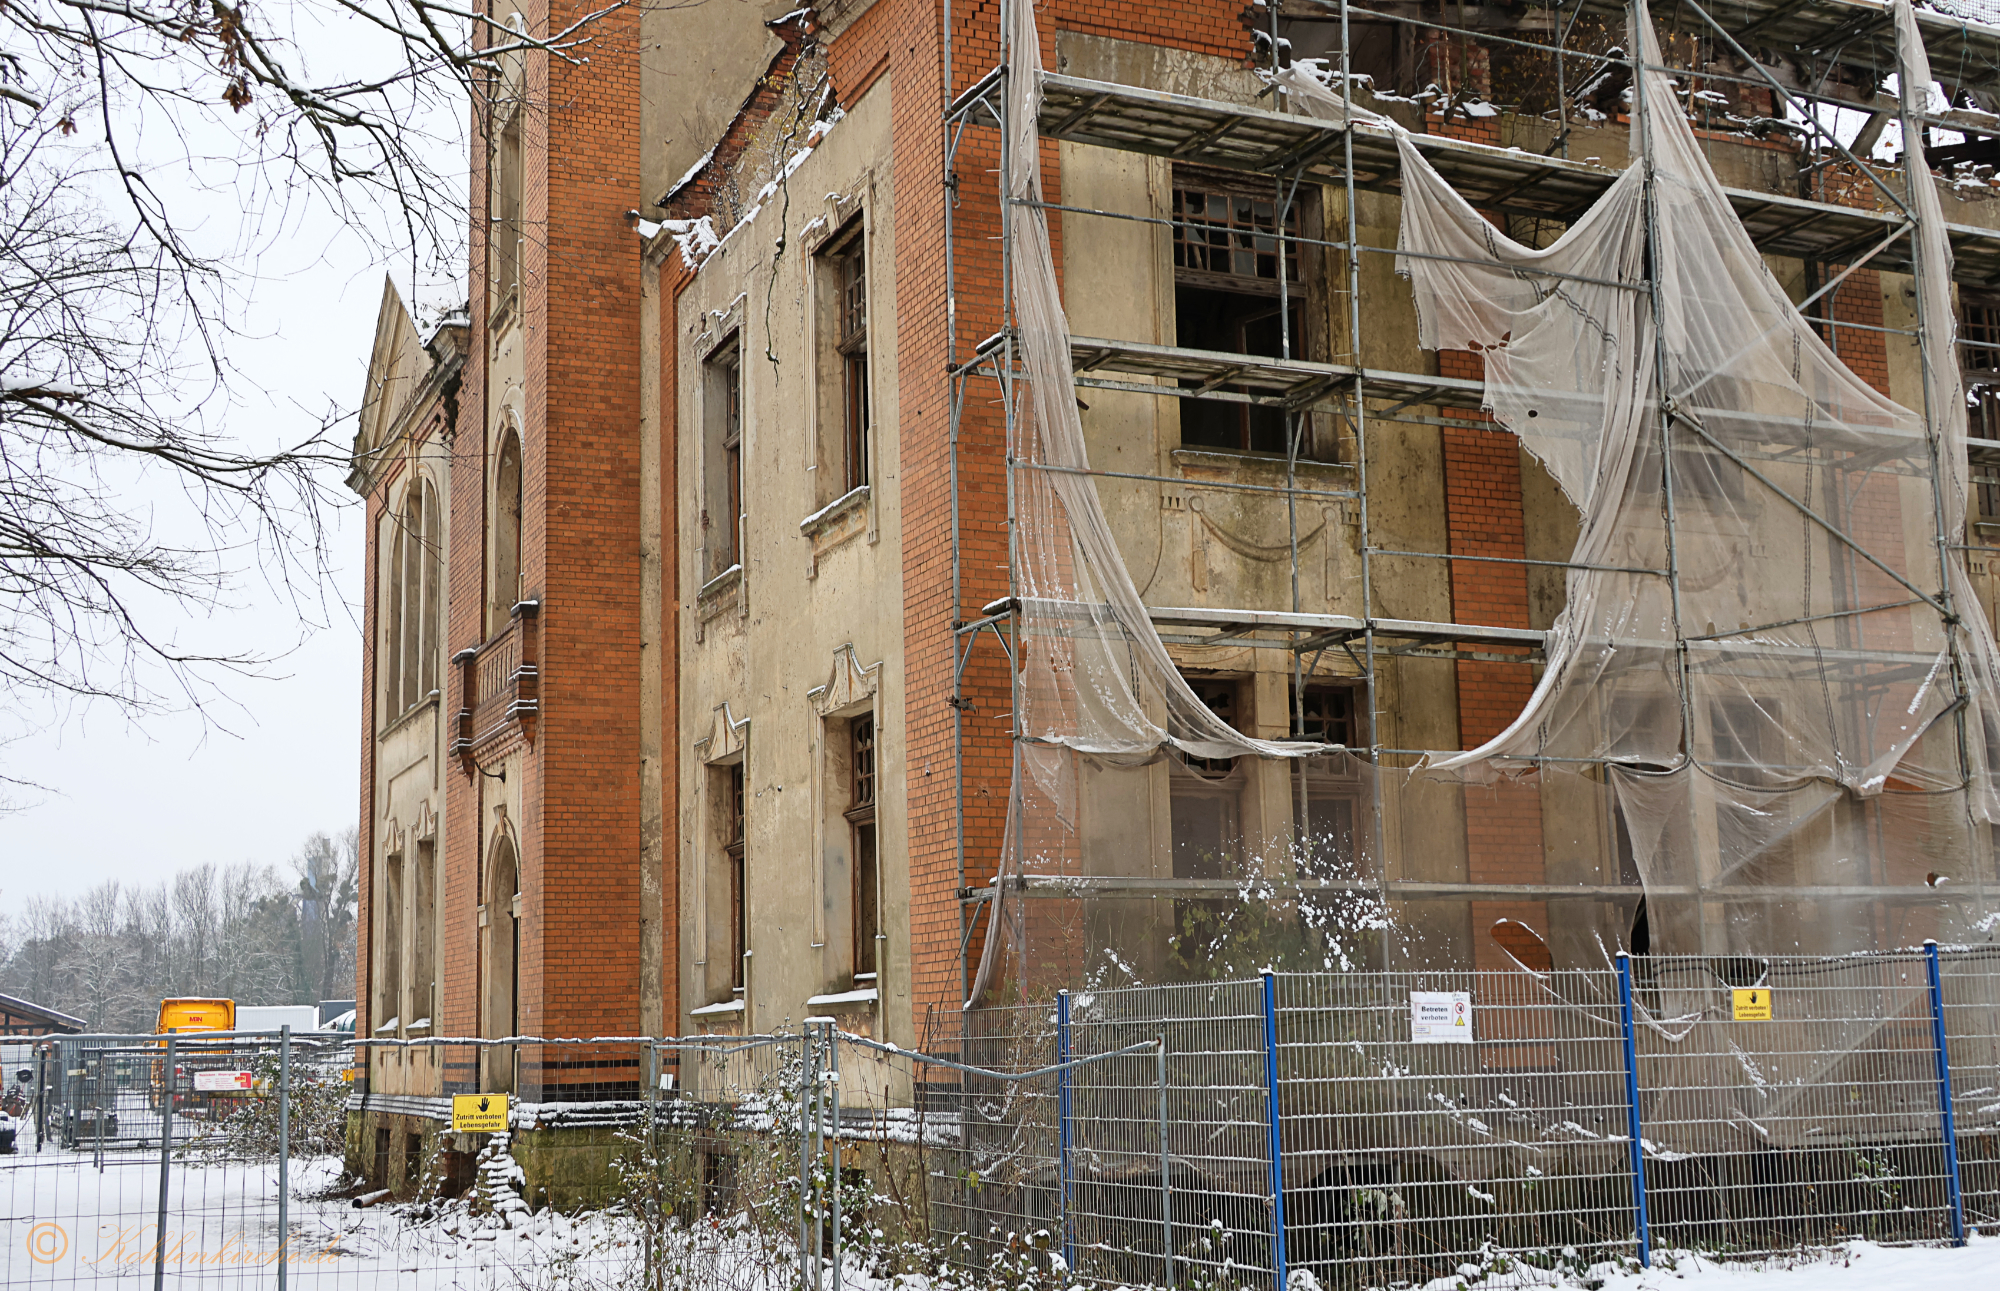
[
  {"xmin": 1584, "ymin": 1237, "xmax": 2000, "ymax": 1291},
  {"xmin": 4, "ymin": 1142, "xmax": 1997, "ymax": 1289},
  {"xmin": 1, "ymin": 1148, "xmax": 646, "ymax": 1287}
]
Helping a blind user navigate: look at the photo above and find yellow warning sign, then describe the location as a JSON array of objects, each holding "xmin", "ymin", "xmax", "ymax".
[
  {"xmin": 452, "ymin": 1093, "xmax": 509, "ymax": 1133},
  {"xmin": 1731, "ymin": 988, "xmax": 1773, "ymax": 1021}
]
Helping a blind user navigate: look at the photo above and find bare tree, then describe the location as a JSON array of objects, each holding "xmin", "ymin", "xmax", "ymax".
[
  {"xmin": 0, "ymin": 0, "xmax": 632, "ymax": 771},
  {"xmin": 57, "ymin": 880, "xmax": 142, "ymax": 1028},
  {"xmin": 0, "ymin": 827, "xmax": 360, "ymax": 1018},
  {"xmin": 294, "ymin": 825, "xmax": 359, "ymax": 1003}
]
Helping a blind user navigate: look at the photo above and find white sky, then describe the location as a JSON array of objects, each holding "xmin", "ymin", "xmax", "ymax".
[{"xmin": 0, "ymin": 11, "xmax": 466, "ymax": 903}]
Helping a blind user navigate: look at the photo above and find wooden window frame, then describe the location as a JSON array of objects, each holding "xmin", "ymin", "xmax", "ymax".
[
  {"xmin": 726, "ymin": 762, "xmax": 747, "ymax": 993},
  {"xmin": 846, "ymin": 715, "xmax": 879, "ymax": 982},
  {"xmin": 834, "ymin": 229, "xmax": 871, "ymax": 493}
]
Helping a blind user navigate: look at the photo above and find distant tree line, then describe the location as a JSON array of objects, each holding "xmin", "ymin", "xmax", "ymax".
[{"xmin": 0, "ymin": 828, "xmax": 358, "ymax": 1032}]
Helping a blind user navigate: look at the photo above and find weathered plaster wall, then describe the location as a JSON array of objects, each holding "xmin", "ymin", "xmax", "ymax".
[{"xmin": 672, "ymin": 81, "xmax": 909, "ymax": 1053}]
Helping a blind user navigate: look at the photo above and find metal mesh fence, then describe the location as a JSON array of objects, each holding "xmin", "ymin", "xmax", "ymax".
[
  {"xmin": 1633, "ymin": 953, "xmax": 1959, "ymax": 1256},
  {"xmin": 1942, "ymin": 947, "xmax": 2000, "ymax": 1233},
  {"xmin": 5, "ymin": 951, "xmax": 2000, "ymax": 1288},
  {"xmin": 1273, "ymin": 970, "xmax": 1634, "ymax": 1288}
]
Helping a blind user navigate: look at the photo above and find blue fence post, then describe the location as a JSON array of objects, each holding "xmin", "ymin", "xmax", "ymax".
[
  {"xmin": 1923, "ymin": 941, "xmax": 1967, "ymax": 1246},
  {"xmin": 1615, "ymin": 953, "xmax": 1651, "ymax": 1269},
  {"xmin": 1260, "ymin": 970, "xmax": 1289, "ymax": 1291},
  {"xmin": 1056, "ymin": 989, "xmax": 1075, "ymax": 1275}
]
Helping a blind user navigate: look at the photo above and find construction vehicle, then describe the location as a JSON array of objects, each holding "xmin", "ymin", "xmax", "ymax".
[
  {"xmin": 153, "ymin": 998, "xmax": 238, "ymax": 1118},
  {"xmin": 156, "ymin": 998, "xmax": 234, "ymax": 1035}
]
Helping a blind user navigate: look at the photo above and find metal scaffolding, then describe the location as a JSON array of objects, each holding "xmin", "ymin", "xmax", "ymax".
[{"xmin": 943, "ymin": 0, "xmax": 2000, "ymax": 999}]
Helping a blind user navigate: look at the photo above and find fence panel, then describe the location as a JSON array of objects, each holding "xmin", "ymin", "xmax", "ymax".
[
  {"xmin": 1632, "ymin": 952, "xmax": 1958, "ymax": 1255},
  {"xmin": 927, "ymin": 1000, "xmax": 1064, "ymax": 1279},
  {"xmin": 1274, "ymin": 968, "xmax": 1635, "ymax": 1288},
  {"xmin": 1069, "ymin": 980, "xmax": 1271, "ymax": 1289},
  {"xmin": 1941, "ymin": 947, "xmax": 2000, "ymax": 1234}
]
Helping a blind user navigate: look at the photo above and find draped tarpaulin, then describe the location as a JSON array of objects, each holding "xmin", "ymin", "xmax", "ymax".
[
  {"xmin": 972, "ymin": 0, "xmax": 1998, "ymax": 1004},
  {"xmin": 1401, "ymin": 0, "xmax": 2000, "ymax": 955}
]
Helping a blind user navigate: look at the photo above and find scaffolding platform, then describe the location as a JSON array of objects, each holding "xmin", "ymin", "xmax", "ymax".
[{"xmin": 1037, "ymin": 71, "xmax": 2000, "ymax": 287}]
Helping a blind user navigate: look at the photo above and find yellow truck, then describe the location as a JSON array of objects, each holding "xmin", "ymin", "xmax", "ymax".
[
  {"xmin": 155, "ymin": 999, "xmax": 235, "ymax": 1035},
  {"xmin": 153, "ymin": 999, "xmax": 238, "ymax": 1117}
]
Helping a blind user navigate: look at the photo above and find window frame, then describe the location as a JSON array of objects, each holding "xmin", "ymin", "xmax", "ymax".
[
  {"xmin": 705, "ymin": 335, "xmax": 745, "ymax": 576},
  {"xmin": 726, "ymin": 761, "xmax": 747, "ymax": 994},
  {"xmin": 835, "ymin": 230, "xmax": 871, "ymax": 493},
  {"xmin": 1169, "ymin": 166, "xmax": 1329, "ymax": 459},
  {"xmin": 845, "ymin": 714, "xmax": 879, "ymax": 983}
]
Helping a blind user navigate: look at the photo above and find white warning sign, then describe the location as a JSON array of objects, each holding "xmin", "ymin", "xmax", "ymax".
[{"xmin": 1411, "ymin": 991, "xmax": 1474, "ymax": 1044}]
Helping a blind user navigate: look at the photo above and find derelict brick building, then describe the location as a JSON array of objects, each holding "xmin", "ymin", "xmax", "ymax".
[{"xmin": 350, "ymin": 0, "xmax": 2000, "ymax": 1158}]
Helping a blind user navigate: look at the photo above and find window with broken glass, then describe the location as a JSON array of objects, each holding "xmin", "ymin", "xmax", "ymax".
[{"xmin": 1171, "ymin": 171, "xmax": 1324, "ymax": 457}]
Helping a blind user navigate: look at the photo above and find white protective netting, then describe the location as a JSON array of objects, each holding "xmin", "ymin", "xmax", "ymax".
[
  {"xmin": 1397, "ymin": 0, "xmax": 2000, "ymax": 955},
  {"xmin": 973, "ymin": 0, "xmax": 1999, "ymax": 1002}
]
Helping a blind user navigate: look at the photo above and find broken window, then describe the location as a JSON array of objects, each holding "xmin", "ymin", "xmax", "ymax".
[
  {"xmin": 727, "ymin": 762, "xmax": 747, "ymax": 993},
  {"xmin": 706, "ymin": 337, "xmax": 744, "ymax": 576},
  {"xmin": 1172, "ymin": 171, "xmax": 1327, "ymax": 457},
  {"xmin": 1171, "ymin": 679, "xmax": 1247, "ymax": 878},
  {"xmin": 848, "ymin": 715, "xmax": 879, "ymax": 983}
]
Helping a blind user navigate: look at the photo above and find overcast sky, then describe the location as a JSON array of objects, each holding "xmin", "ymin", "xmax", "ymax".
[{"xmin": 0, "ymin": 11, "xmax": 467, "ymax": 904}]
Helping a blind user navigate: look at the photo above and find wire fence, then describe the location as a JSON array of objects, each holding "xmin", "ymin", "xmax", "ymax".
[{"xmin": 2, "ymin": 946, "xmax": 1997, "ymax": 1288}]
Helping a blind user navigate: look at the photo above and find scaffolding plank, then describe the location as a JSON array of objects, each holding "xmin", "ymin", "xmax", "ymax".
[
  {"xmin": 1067, "ymin": 333, "xmax": 1491, "ymax": 412},
  {"xmin": 1038, "ymin": 72, "xmax": 2000, "ymax": 287}
]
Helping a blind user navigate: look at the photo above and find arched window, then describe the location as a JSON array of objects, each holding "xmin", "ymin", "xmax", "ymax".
[
  {"xmin": 381, "ymin": 477, "xmax": 444, "ymax": 719},
  {"xmin": 492, "ymin": 430, "xmax": 523, "ymax": 635},
  {"xmin": 420, "ymin": 481, "xmax": 442, "ymax": 698},
  {"xmin": 383, "ymin": 511, "xmax": 405, "ymax": 716},
  {"xmin": 399, "ymin": 488, "xmax": 423, "ymax": 711}
]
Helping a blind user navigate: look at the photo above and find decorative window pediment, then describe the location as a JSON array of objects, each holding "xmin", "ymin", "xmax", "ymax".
[{"xmin": 808, "ymin": 645, "xmax": 881, "ymax": 719}]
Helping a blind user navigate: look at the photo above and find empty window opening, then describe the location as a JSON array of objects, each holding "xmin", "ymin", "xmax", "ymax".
[
  {"xmin": 492, "ymin": 107, "xmax": 524, "ymax": 314},
  {"xmin": 848, "ymin": 715, "xmax": 879, "ymax": 983},
  {"xmin": 385, "ymin": 481, "xmax": 443, "ymax": 717},
  {"xmin": 1296, "ymin": 683, "xmax": 1365, "ymax": 876}
]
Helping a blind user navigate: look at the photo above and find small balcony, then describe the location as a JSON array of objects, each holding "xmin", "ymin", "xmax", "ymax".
[{"xmin": 453, "ymin": 600, "xmax": 539, "ymax": 770}]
